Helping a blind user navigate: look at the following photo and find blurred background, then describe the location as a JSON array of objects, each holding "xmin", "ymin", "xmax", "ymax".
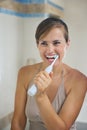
[{"xmin": 0, "ymin": 0, "xmax": 87, "ymax": 130}]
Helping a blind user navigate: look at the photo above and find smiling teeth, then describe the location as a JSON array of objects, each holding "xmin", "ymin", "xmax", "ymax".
[{"xmin": 46, "ymin": 55, "xmax": 57, "ymax": 59}]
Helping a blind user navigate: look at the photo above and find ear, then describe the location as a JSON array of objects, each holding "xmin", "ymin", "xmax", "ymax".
[{"xmin": 66, "ymin": 39, "xmax": 70, "ymax": 50}]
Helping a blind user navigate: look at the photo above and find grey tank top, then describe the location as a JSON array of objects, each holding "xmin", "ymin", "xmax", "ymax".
[{"xmin": 25, "ymin": 72, "xmax": 76, "ymax": 130}]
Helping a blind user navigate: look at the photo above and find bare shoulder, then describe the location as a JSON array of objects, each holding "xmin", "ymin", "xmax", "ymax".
[
  {"xmin": 72, "ymin": 68, "xmax": 87, "ymax": 92},
  {"xmin": 19, "ymin": 62, "xmax": 42, "ymax": 76},
  {"xmin": 64, "ymin": 64, "xmax": 87, "ymax": 94},
  {"xmin": 17, "ymin": 62, "xmax": 42, "ymax": 90},
  {"xmin": 58, "ymin": 64, "xmax": 87, "ymax": 129}
]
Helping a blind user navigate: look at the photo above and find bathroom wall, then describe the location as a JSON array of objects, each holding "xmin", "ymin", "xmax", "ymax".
[
  {"xmin": 64, "ymin": 0, "xmax": 87, "ymax": 76},
  {"xmin": 64, "ymin": 0, "xmax": 87, "ymax": 123},
  {"xmin": 0, "ymin": 13, "xmax": 25, "ymax": 130},
  {"xmin": 0, "ymin": 13, "xmax": 25, "ymax": 117}
]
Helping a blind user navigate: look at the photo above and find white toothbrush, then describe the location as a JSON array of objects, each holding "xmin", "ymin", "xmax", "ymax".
[
  {"xmin": 45, "ymin": 55, "xmax": 58, "ymax": 73},
  {"xmin": 28, "ymin": 55, "xmax": 59, "ymax": 96}
]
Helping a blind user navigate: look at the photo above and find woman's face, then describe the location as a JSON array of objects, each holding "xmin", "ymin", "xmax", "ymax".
[{"xmin": 37, "ymin": 27, "xmax": 70, "ymax": 66}]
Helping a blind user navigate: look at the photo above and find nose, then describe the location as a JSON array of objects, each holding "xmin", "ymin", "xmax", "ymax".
[{"xmin": 47, "ymin": 44, "xmax": 54, "ymax": 53}]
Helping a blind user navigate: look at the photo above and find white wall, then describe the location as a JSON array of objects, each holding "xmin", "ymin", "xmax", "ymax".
[
  {"xmin": 23, "ymin": 18, "xmax": 43, "ymax": 64},
  {"xmin": 64, "ymin": 0, "xmax": 87, "ymax": 75},
  {"xmin": 64, "ymin": 0, "xmax": 87, "ymax": 123},
  {"xmin": 0, "ymin": 13, "xmax": 24, "ymax": 118}
]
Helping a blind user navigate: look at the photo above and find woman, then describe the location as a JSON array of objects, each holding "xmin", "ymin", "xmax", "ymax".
[{"xmin": 11, "ymin": 17, "xmax": 87, "ymax": 130}]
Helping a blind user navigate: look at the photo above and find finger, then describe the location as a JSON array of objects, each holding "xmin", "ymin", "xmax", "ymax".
[{"xmin": 49, "ymin": 71, "xmax": 53, "ymax": 78}]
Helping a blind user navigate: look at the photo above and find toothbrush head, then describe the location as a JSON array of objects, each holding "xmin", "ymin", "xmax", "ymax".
[
  {"xmin": 51, "ymin": 55, "xmax": 59, "ymax": 66},
  {"xmin": 45, "ymin": 54, "xmax": 59, "ymax": 73},
  {"xmin": 54, "ymin": 54, "xmax": 58, "ymax": 59}
]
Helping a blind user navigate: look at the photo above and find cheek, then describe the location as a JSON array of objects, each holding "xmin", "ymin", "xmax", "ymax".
[
  {"xmin": 38, "ymin": 47, "xmax": 45, "ymax": 56},
  {"xmin": 56, "ymin": 45, "xmax": 66, "ymax": 59},
  {"xmin": 56, "ymin": 46, "xmax": 64, "ymax": 53},
  {"xmin": 60, "ymin": 44, "xmax": 66, "ymax": 52}
]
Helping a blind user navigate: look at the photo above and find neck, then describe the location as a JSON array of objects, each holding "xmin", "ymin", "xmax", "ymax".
[
  {"xmin": 41, "ymin": 61, "xmax": 63, "ymax": 75},
  {"xmin": 52, "ymin": 62, "xmax": 63, "ymax": 76}
]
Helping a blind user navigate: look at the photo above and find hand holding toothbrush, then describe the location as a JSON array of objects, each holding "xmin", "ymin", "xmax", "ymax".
[{"xmin": 28, "ymin": 55, "xmax": 58, "ymax": 96}]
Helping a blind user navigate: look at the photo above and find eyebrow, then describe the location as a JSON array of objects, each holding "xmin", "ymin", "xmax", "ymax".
[
  {"xmin": 52, "ymin": 40, "xmax": 60, "ymax": 42},
  {"xmin": 40, "ymin": 39, "xmax": 61, "ymax": 42}
]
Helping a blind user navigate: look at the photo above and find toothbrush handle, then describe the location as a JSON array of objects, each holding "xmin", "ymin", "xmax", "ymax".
[
  {"xmin": 28, "ymin": 84, "xmax": 37, "ymax": 96},
  {"xmin": 28, "ymin": 55, "xmax": 58, "ymax": 96},
  {"xmin": 28, "ymin": 66, "xmax": 52, "ymax": 96},
  {"xmin": 28, "ymin": 64, "xmax": 57, "ymax": 96}
]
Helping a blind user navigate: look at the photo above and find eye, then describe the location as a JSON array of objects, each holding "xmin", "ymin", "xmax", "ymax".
[
  {"xmin": 53, "ymin": 40, "xmax": 61, "ymax": 46},
  {"xmin": 39, "ymin": 41, "xmax": 48, "ymax": 46}
]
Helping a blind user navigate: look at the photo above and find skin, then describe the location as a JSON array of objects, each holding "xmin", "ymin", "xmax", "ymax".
[{"xmin": 11, "ymin": 27, "xmax": 87, "ymax": 130}]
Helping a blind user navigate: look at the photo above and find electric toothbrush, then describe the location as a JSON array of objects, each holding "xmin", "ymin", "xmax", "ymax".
[{"xmin": 28, "ymin": 55, "xmax": 59, "ymax": 96}]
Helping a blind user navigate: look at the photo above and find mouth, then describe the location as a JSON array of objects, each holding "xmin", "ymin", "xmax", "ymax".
[{"xmin": 46, "ymin": 54, "xmax": 58, "ymax": 62}]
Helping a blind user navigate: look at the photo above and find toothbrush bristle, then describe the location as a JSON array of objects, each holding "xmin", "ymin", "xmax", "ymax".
[{"xmin": 54, "ymin": 55, "xmax": 58, "ymax": 59}]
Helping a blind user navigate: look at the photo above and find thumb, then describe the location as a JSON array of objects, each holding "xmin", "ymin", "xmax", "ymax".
[{"xmin": 49, "ymin": 71, "xmax": 53, "ymax": 78}]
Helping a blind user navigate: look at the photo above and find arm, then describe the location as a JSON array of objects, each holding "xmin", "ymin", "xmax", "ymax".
[
  {"xmin": 35, "ymin": 71, "xmax": 87, "ymax": 130},
  {"xmin": 11, "ymin": 68, "xmax": 27, "ymax": 130}
]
